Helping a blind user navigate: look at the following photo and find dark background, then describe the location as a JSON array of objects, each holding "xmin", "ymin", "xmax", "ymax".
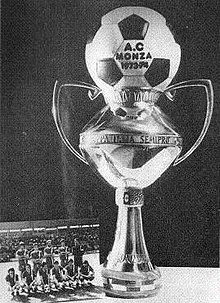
[{"xmin": 1, "ymin": 0, "xmax": 219, "ymax": 267}]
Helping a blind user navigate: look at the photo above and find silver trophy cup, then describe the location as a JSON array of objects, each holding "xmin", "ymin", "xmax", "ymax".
[{"xmin": 52, "ymin": 6, "xmax": 213, "ymax": 298}]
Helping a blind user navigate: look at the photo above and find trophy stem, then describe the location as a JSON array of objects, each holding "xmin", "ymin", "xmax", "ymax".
[{"xmin": 101, "ymin": 187, "xmax": 161, "ymax": 298}]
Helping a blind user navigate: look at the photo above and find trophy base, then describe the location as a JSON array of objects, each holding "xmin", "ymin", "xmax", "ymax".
[
  {"xmin": 103, "ymin": 286, "xmax": 161, "ymax": 299},
  {"xmin": 102, "ymin": 267, "xmax": 162, "ymax": 299}
]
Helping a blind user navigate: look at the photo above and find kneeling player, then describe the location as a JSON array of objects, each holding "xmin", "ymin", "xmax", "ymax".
[
  {"xmin": 50, "ymin": 261, "xmax": 65, "ymax": 290},
  {"xmin": 79, "ymin": 260, "xmax": 94, "ymax": 286},
  {"xmin": 64, "ymin": 259, "xmax": 77, "ymax": 287},
  {"xmin": 5, "ymin": 268, "xmax": 20, "ymax": 296},
  {"xmin": 21, "ymin": 264, "xmax": 36, "ymax": 294}
]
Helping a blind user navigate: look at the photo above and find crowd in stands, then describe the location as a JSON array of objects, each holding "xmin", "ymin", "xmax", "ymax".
[{"xmin": 0, "ymin": 227, "xmax": 99, "ymax": 262}]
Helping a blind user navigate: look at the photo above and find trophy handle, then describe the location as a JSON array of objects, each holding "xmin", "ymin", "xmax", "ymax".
[
  {"xmin": 52, "ymin": 80, "xmax": 101, "ymax": 165},
  {"xmin": 164, "ymin": 79, "xmax": 214, "ymax": 166}
]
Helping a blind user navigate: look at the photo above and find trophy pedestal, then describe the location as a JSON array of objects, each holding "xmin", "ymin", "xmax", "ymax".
[
  {"xmin": 101, "ymin": 187, "xmax": 161, "ymax": 298},
  {"xmin": 101, "ymin": 267, "xmax": 161, "ymax": 298}
]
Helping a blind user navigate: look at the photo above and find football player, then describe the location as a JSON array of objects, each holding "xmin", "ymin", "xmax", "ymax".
[
  {"xmin": 16, "ymin": 241, "xmax": 29, "ymax": 278},
  {"xmin": 43, "ymin": 240, "xmax": 54, "ymax": 270},
  {"xmin": 79, "ymin": 260, "xmax": 94, "ymax": 286},
  {"xmin": 38, "ymin": 262, "xmax": 51, "ymax": 293},
  {"xmin": 58, "ymin": 239, "xmax": 69, "ymax": 267},
  {"xmin": 50, "ymin": 260, "xmax": 66, "ymax": 290},
  {"xmin": 5, "ymin": 268, "xmax": 20, "ymax": 296},
  {"xmin": 30, "ymin": 243, "xmax": 43, "ymax": 278}
]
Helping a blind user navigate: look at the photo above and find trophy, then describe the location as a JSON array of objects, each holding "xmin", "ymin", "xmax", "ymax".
[{"xmin": 52, "ymin": 7, "xmax": 213, "ymax": 298}]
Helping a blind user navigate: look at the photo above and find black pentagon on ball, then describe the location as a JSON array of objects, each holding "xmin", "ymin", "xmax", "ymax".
[
  {"xmin": 118, "ymin": 14, "xmax": 149, "ymax": 40},
  {"xmin": 144, "ymin": 58, "xmax": 170, "ymax": 87},
  {"xmin": 96, "ymin": 58, "xmax": 123, "ymax": 86}
]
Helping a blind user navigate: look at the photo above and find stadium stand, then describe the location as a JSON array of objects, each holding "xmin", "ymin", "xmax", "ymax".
[{"xmin": 0, "ymin": 219, "xmax": 99, "ymax": 261}]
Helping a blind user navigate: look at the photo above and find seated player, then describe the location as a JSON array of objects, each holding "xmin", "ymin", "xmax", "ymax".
[
  {"xmin": 79, "ymin": 260, "xmax": 94, "ymax": 286},
  {"xmin": 21, "ymin": 264, "xmax": 36, "ymax": 293},
  {"xmin": 50, "ymin": 261, "xmax": 65, "ymax": 290},
  {"xmin": 38, "ymin": 262, "xmax": 50, "ymax": 293},
  {"xmin": 30, "ymin": 243, "xmax": 43, "ymax": 278},
  {"xmin": 5, "ymin": 268, "xmax": 20, "ymax": 296},
  {"xmin": 64, "ymin": 259, "xmax": 77, "ymax": 287}
]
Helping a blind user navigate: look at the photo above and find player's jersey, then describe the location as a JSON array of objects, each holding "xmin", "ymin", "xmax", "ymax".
[
  {"xmin": 58, "ymin": 246, "xmax": 68, "ymax": 260},
  {"xmin": 16, "ymin": 249, "xmax": 28, "ymax": 267},
  {"xmin": 44, "ymin": 247, "xmax": 53, "ymax": 261},
  {"xmin": 30, "ymin": 250, "xmax": 42, "ymax": 263},
  {"xmin": 5, "ymin": 274, "xmax": 19, "ymax": 287},
  {"xmin": 44, "ymin": 246, "xmax": 53, "ymax": 256},
  {"xmin": 43, "ymin": 246, "xmax": 54, "ymax": 270},
  {"xmin": 80, "ymin": 264, "xmax": 94, "ymax": 276}
]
